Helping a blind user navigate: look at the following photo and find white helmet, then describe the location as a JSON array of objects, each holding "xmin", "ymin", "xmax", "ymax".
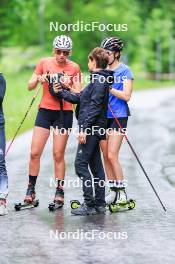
[{"xmin": 53, "ymin": 35, "xmax": 72, "ymax": 50}]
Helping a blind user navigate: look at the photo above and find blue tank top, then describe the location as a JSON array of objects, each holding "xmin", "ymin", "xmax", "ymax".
[{"xmin": 107, "ymin": 63, "xmax": 134, "ymax": 118}]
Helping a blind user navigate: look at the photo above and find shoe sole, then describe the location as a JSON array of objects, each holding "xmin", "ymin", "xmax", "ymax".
[{"xmin": 71, "ymin": 210, "xmax": 97, "ymax": 216}]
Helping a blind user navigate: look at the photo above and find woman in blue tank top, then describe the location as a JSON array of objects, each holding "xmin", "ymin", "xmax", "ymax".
[{"xmin": 100, "ymin": 37, "xmax": 134, "ymax": 205}]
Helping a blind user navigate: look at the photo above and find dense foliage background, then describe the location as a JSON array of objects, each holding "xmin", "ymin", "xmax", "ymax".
[
  {"xmin": 0, "ymin": 0, "xmax": 174, "ymax": 139},
  {"xmin": 0, "ymin": 0, "xmax": 175, "ymax": 75}
]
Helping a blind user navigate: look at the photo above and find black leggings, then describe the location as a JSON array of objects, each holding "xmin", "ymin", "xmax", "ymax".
[{"xmin": 75, "ymin": 134, "xmax": 105, "ymax": 207}]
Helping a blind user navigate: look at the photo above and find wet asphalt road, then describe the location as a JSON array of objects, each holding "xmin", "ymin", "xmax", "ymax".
[{"xmin": 1, "ymin": 88, "xmax": 175, "ymax": 264}]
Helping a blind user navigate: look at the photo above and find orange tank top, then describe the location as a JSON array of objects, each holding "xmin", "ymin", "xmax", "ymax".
[{"xmin": 34, "ymin": 57, "xmax": 81, "ymax": 110}]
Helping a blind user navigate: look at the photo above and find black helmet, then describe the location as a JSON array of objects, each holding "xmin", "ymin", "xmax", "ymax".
[{"xmin": 101, "ymin": 37, "xmax": 123, "ymax": 52}]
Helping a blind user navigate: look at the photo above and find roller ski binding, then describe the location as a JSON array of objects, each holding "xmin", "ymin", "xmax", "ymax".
[
  {"xmin": 48, "ymin": 187, "xmax": 64, "ymax": 212},
  {"xmin": 106, "ymin": 188, "xmax": 136, "ymax": 213},
  {"xmin": 14, "ymin": 184, "xmax": 39, "ymax": 211}
]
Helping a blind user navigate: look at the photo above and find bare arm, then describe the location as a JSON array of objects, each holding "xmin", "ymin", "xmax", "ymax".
[
  {"xmin": 28, "ymin": 73, "xmax": 38, "ymax": 91},
  {"xmin": 110, "ymin": 79, "xmax": 133, "ymax": 102},
  {"xmin": 70, "ymin": 70, "xmax": 82, "ymax": 93}
]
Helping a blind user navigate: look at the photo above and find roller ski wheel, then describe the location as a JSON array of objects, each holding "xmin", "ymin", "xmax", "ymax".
[
  {"xmin": 128, "ymin": 199, "xmax": 136, "ymax": 210},
  {"xmin": 108, "ymin": 199, "xmax": 136, "ymax": 213},
  {"xmin": 48, "ymin": 201, "xmax": 64, "ymax": 212},
  {"xmin": 70, "ymin": 200, "xmax": 81, "ymax": 209},
  {"xmin": 14, "ymin": 199, "xmax": 39, "ymax": 211}
]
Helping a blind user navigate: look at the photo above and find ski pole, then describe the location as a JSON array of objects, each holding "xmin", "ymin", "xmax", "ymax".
[
  {"xmin": 5, "ymin": 85, "xmax": 41, "ymax": 156},
  {"xmin": 108, "ymin": 103, "xmax": 166, "ymax": 212}
]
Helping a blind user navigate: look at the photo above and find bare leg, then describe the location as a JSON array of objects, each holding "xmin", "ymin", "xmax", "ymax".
[
  {"xmin": 100, "ymin": 139, "xmax": 115, "ymax": 180},
  {"xmin": 29, "ymin": 127, "xmax": 50, "ymax": 176},
  {"xmin": 107, "ymin": 132, "xmax": 124, "ymax": 181},
  {"xmin": 25, "ymin": 126, "xmax": 50, "ymax": 202},
  {"xmin": 53, "ymin": 131, "xmax": 69, "ymax": 181}
]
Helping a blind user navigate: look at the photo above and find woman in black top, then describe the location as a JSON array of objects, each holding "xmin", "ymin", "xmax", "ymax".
[{"xmin": 52, "ymin": 47, "xmax": 113, "ymax": 215}]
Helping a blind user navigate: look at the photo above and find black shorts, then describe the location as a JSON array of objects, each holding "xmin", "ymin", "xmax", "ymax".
[
  {"xmin": 107, "ymin": 117, "xmax": 128, "ymax": 131},
  {"xmin": 35, "ymin": 108, "xmax": 73, "ymax": 130}
]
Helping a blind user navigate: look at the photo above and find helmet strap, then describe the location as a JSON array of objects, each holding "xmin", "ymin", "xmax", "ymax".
[{"xmin": 108, "ymin": 52, "xmax": 118, "ymax": 65}]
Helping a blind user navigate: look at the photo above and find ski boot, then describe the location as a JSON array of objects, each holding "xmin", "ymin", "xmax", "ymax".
[
  {"xmin": 106, "ymin": 179, "xmax": 127, "ymax": 204},
  {"xmin": 0, "ymin": 199, "xmax": 8, "ymax": 216},
  {"xmin": 105, "ymin": 188, "xmax": 117, "ymax": 205},
  {"xmin": 107, "ymin": 188, "xmax": 136, "ymax": 213},
  {"xmin": 24, "ymin": 183, "xmax": 36, "ymax": 203},
  {"xmin": 14, "ymin": 183, "xmax": 39, "ymax": 211},
  {"xmin": 48, "ymin": 187, "xmax": 64, "ymax": 212}
]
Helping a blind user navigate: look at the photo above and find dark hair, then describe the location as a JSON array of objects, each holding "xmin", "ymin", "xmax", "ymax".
[{"xmin": 88, "ymin": 47, "xmax": 109, "ymax": 69}]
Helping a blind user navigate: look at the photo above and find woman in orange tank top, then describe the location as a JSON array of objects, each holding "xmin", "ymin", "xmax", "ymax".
[{"xmin": 23, "ymin": 35, "xmax": 81, "ymax": 208}]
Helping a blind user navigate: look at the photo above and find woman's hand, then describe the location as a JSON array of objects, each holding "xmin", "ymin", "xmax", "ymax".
[
  {"xmin": 37, "ymin": 74, "xmax": 49, "ymax": 83},
  {"xmin": 53, "ymin": 83, "xmax": 63, "ymax": 94},
  {"xmin": 77, "ymin": 132, "xmax": 86, "ymax": 144}
]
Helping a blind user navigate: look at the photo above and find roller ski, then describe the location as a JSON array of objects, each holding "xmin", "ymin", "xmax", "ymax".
[
  {"xmin": 108, "ymin": 199, "xmax": 136, "ymax": 213},
  {"xmin": 105, "ymin": 187, "xmax": 136, "ymax": 213},
  {"xmin": 14, "ymin": 183, "xmax": 39, "ymax": 211},
  {"xmin": 48, "ymin": 187, "xmax": 64, "ymax": 212}
]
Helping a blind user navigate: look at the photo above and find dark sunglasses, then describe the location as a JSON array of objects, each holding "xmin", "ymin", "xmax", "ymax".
[{"xmin": 55, "ymin": 50, "xmax": 70, "ymax": 56}]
